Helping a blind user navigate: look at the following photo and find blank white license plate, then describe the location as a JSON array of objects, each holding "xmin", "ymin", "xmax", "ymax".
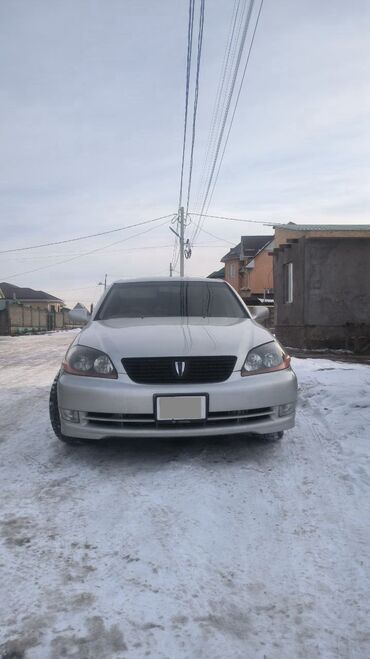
[{"xmin": 156, "ymin": 396, "xmax": 206, "ymax": 421}]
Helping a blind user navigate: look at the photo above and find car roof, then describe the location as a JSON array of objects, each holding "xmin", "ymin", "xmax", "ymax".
[{"xmin": 111, "ymin": 277, "xmax": 225, "ymax": 284}]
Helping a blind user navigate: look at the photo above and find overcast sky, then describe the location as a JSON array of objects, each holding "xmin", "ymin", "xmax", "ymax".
[{"xmin": 1, "ymin": 0, "xmax": 370, "ymax": 306}]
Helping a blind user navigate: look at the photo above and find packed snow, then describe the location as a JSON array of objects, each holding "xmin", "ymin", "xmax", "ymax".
[{"xmin": 0, "ymin": 331, "xmax": 370, "ymax": 658}]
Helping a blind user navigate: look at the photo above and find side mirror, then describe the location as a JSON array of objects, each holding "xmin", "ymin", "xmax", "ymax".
[
  {"xmin": 68, "ymin": 309, "xmax": 91, "ymax": 325},
  {"xmin": 250, "ymin": 305, "xmax": 270, "ymax": 324}
]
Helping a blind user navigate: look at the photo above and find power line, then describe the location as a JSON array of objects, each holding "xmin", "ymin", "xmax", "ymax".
[
  {"xmin": 172, "ymin": 229, "xmax": 182, "ymax": 269},
  {"xmin": 173, "ymin": 0, "xmax": 206, "ymax": 275},
  {"xmin": 190, "ymin": 0, "xmax": 266, "ymax": 247},
  {"xmin": 196, "ymin": 226, "xmax": 236, "ymax": 245},
  {"xmin": 184, "ymin": 0, "xmax": 205, "ymax": 218},
  {"xmin": 191, "ymin": 0, "xmax": 250, "ymax": 221},
  {"xmin": 0, "ymin": 213, "xmax": 175, "ymax": 255},
  {"xmin": 1, "ymin": 217, "xmax": 173, "ymax": 281},
  {"xmin": 51, "ymin": 285, "xmax": 102, "ymax": 293},
  {"xmin": 189, "ymin": 211, "xmax": 275, "ymax": 225},
  {"xmin": 2, "ymin": 244, "xmax": 176, "ymax": 261},
  {"xmin": 200, "ymin": 0, "xmax": 264, "ymax": 223},
  {"xmin": 191, "ymin": 0, "xmax": 256, "ymax": 244},
  {"xmin": 171, "ymin": 212, "xmax": 180, "ymax": 269},
  {"xmin": 178, "ymin": 0, "xmax": 195, "ymax": 210},
  {"xmin": 110, "ymin": 268, "xmax": 176, "ymax": 279},
  {"xmin": 192, "ymin": 0, "xmax": 244, "ymax": 214},
  {"xmin": 191, "ymin": 242, "xmax": 234, "ymax": 247}
]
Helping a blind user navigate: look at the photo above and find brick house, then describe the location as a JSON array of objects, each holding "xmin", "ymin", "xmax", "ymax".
[
  {"xmin": 273, "ymin": 224, "xmax": 370, "ymax": 351},
  {"xmin": 0, "ymin": 282, "xmax": 64, "ymax": 312},
  {"xmin": 220, "ymin": 235, "xmax": 274, "ymax": 301},
  {"xmin": 0, "ymin": 283, "xmax": 65, "ymax": 335}
]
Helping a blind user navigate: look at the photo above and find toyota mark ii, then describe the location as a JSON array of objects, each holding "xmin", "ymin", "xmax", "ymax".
[{"xmin": 49, "ymin": 277, "xmax": 297, "ymax": 444}]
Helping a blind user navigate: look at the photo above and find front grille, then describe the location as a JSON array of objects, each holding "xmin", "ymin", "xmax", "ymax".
[
  {"xmin": 85, "ymin": 412, "xmax": 155, "ymax": 430},
  {"xmin": 121, "ymin": 356, "xmax": 237, "ymax": 384},
  {"xmin": 84, "ymin": 407, "xmax": 273, "ymax": 430}
]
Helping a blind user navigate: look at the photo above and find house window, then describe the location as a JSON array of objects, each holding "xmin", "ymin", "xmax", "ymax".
[
  {"xmin": 229, "ymin": 263, "xmax": 237, "ymax": 278},
  {"xmin": 284, "ymin": 262, "xmax": 293, "ymax": 303}
]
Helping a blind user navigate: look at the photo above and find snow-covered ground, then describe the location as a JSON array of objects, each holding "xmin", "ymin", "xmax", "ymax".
[{"xmin": 0, "ymin": 332, "xmax": 370, "ymax": 659}]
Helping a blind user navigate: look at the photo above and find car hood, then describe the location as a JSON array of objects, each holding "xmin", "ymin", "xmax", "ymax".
[{"xmin": 77, "ymin": 317, "xmax": 274, "ymax": 373}]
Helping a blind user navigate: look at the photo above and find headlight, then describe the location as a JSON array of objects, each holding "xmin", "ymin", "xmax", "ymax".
[
  {"xmin": 241, "ymin": 341, "xmax": 290, "ymax": 376},
  {"xmin": 62, "ymin": 345, "xmax": 118, "ymax": 379}
]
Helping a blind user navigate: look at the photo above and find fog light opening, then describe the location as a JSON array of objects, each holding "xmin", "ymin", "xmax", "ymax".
[
  {"xmin": 61, "ymin": 409, "xmax": 80, "ymax": 423},
  {"xmin": 278, "ymin": 403, "xmax": 295, "ymax": 417}
]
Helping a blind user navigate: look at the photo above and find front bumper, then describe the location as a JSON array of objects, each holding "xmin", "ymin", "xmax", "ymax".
[{"xmin": 58, "ymin": 368, "xmax": 297, "ymax": 440}]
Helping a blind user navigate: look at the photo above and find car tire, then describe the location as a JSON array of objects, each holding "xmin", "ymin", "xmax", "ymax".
[{"xmin": 49, "ymin": 373, "xmax": 82, "ymax": 445}]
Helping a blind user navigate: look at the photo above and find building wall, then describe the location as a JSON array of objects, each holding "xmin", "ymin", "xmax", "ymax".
[
  {"xmin": 15, "ymin": 300, "xmax": 64, "ymax": 311},
  {"xmin": 224, "ymin": 259, "xmax": 241, "ymax": 292},
  {"xmin": 304, "ymin": 239, "xmax": 370, "ymax": 326},
  {"xmin": 0, "ymin": 304, "xmax": 79, "ymax": 335},
  {"xmin": 274, "ymin": 240, "xmax": 305, "ymax": 329},
  {"xmin": 0, "ymin": 309, "xmax": 9, "ymax": 334},
  {"xmin": 274, "ymin": 237, "xmax": 370, "ymax": 351},
  {"xmin": 244, "ymin": 250, "xmax": 274, "ymax": 295},
  {"xmin": 225, "ymin": 250, "xmax": 274, "ymax": 297},
  {"xmin": 275, "ymin": 227, "xmax": 370, "ymax": 246},
  {"xmin": 7, "ymin": 305, "xmax": 49, "ymax": 334}
]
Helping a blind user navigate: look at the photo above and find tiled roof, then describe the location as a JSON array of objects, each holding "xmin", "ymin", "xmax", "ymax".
[
  {"xmin": 0, "ymin": 282, "xmax": 63, "ymax": 302},
  {"xmin": 241, "ymin": 235, "xmax": 274, "ymax": 259},
  {"xmin": 221, "ymin": 236, "xmax": 273, "ymax": 262},
  {"xmin": 207, "ymin": 267, "xmax": 225, "ymax": 279},
  {"xmin": 221, "ymin": 242, "xmax": 241, "ymax": 262}
]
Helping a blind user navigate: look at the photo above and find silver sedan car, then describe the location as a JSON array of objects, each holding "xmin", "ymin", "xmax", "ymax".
[{"xmin": 49, "ymin": 277, "xmax": 297, "ymax": 444}]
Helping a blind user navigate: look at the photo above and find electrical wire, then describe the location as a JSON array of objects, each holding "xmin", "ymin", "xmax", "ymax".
[
  {"xmin": 184, "ymin": 0, "xmax": 205, "ymax": 218},
  {"xmin": 172, "ymin": 239, "xmax": 181, "ymax": 269},
  {"xmin": 1, "ymin": 217, "xmax": 174, "ymax": 280},
  {"xmin": 170, "ymin": 211, "xmax": 180, "ymax": 270},
  {"xmin": 192, "ymin": 0, "xmax": 243, "ymax": 213},
  {"xmin": 191, "ymin": 0, "xmax": 256, "ymax": 245},
  {"xmin": 178, "ymin": 0, "xmax": 195, "ymax": 210},
  {"xmin": 173, "ymin": 0, "xmax": 206, "ymax": 273},
  {"xmin": 2, "ymin": 244, "xmax": 176, "ymax": 261},
  {"xmin": 0, "ymin": 213, "xmax": 175, "ymax": 255},
  {"xmin": 192, "ymin": 0, "xmax": 254, "ymax": 244},
  {"xmin": 189, "ymin": 211, "xmax": 275, "ymax": 225},
  {"xmin": 169, "ymin": 213, "xmax": 179, "ymax": 270},
  {"xmin": 200, "ymin": 0, "xmax": 264, "ymax": 223},
  {"xmin": 192, "ymin": 0, "xmax": 246, "ymax": 216},
  {"xmin": 196, "ymin": 226, "xmax": 236, "ymax": 244},
  {"xmin": 51, "ymin": 285, "xmax": 102, "ymax": 293}
]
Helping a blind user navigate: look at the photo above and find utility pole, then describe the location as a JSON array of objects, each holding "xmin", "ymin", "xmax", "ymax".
[
  {"xmin": 179, "ymin": 206, "xmax": 185, "ymax": 277},
  {"xmin": 169, "ymin": 206, "xmax": 186, "ymax": 277},
  {"xmin": 98, "ymin": 274, "xmax": 108, "ymax": 291},
  {"xmin": 169, "ymin": 262, "xmax": 173, "ymax": 277}
]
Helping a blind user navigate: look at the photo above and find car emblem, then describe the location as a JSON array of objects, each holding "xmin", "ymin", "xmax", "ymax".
[{"xmin": 174, "ymin": 360, "xmax": 186, "ymax": 377}]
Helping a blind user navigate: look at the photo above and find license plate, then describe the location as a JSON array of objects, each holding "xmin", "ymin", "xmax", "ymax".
[{"xmin": 156, "ymin": 395, "xmax": 206, "ymax": 421}]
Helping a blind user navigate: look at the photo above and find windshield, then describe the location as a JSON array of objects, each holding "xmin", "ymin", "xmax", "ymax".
[{"xmin": 96, "ymin": 281, "xmax": 248, "ymax": 319}]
